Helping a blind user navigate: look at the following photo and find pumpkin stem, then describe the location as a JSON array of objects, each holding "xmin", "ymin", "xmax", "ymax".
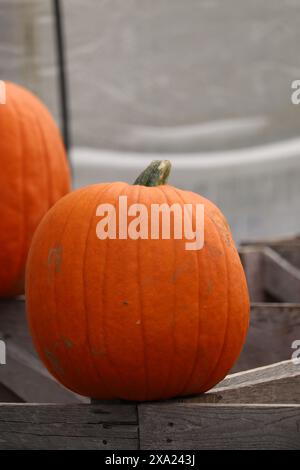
[{"xmin": 133, "ymin": 160, "xmax": 172, "ymax": 187}]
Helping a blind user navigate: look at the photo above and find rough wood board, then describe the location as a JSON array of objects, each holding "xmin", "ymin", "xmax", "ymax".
[
  {"xmin": 183, "ymin": 360, "xmax": 300, "ymax": 404},
  {"xmin": 239, "ymin": 247, "xmax": 265, "ymax": 302},
  {"xmin": 0, "ymin": 404, "xmax": 138, "ymax": 450},
  {"xmin": 138, "ymin": 404, "xmax": 300, "ymax": 450},
  {"xmin": 233, "ymin": 303, "xmax": 300, "ymax": 372},
  {"xmin": 263, "ymin": 248, "xmax": 300, "ymax": 302},
  {"xmin": 1, "ymin": 401, "xmax": 299, "ymax": 450},
  {"xmin": 219, "ymin": 359, "xmax": 300, "ymax": 389},
  {"xmin": 274, "ymin": 245, "xmax": 300, "ymax": 271}
]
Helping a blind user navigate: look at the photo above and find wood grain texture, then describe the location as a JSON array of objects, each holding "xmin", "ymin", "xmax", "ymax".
[
  {"xmin": 0, "ymin": 403, "xmax": 138, "ymax": 450},
  {"xmin": 219, "ymin": 359, "xmax": 300, "ymax": 389},
  {"xmin": 234, "ymin": 303, "xmax": 300, "ymax": 372},
  {"xmin": 183, "ymin": 360, "xmax": 300, "ymax": 404},
  {"xmin": 1, "ymin": 402, "xmax": 299, "ymax": 450},
  {"xmin": 138, "ymin": 404, "xmax": 300, "ymax": 449}
]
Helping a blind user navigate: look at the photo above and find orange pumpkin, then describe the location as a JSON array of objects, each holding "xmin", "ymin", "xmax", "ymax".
[
  {"xmin": 0, "ymin": 82, "xmax": 71, "ymax": 297},
  {"xmin": 26, "ymin": 161, "xmax": 249, "ymax": 401}
]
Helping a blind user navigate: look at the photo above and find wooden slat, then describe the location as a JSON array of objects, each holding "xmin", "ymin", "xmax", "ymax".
[
  {"xmin": 1, "ymin": 401, "xmax": 299, "ymax": 450},
  {"xmin": 138, "ymin": 403, "xmax": 300, "ymax": 449},
  {"xmin": 240, "ymin": 240, "xmax": 300, "ymax": 302},
  {"xmin": 219, "ymin": 359, "xmax": 300, "ymax": 389},
  {"xmin": 263, "ymin": 247, "xmax": 300, "ymax": 302},
  {"xmin": 239, "ymin": 247, "xmax": 265, "ymax": 302},
  {"xmin": 274, "ymin": 245, "xmax": 300, "ymax": 270},
  {"xmin": 0, "ymin": 403, "xmax": 138, "ymax": 450},
  {"xmin": 182, "ymin": 360, "xmax": 300, "ymax": 404},
  {"xmin": 234, "ymin": 303, "xmax": 300, "ymax": 371}
]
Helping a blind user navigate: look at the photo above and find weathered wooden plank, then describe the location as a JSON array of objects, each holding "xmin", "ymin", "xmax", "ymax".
[
  {"xmin": 239, "ymin": 247, "xmax": 265, "ymax": 302},
  {"xmin": 0, "ymin": 403, "xmax": 138, "ymax": 450},
  {"xmin": 219, "ymin": 359, "xmax": 300, "ymax": 389},
  {"xmin": 274, "ymin": 245, "xmax": 300, "ymax": 270},
  {"xmin": 263, "ymin": 248, "xmax": 300, "ymax": 302},
  {"xmin": 234, "ymin": 303, "xmax": 300, "ymax": 371},
  {"xmin": 1, "ymin": 401, "xmax": 299, "ymax": 450},
  {"xmin": 240, "ymin": 239, "xmax": 300, "ymax": 302},
  {"xmin": 182, "ymin": 360, "xmax": 300, "ymax": 404},
  {"xmin": 138, "ymin": 404, "xmax": 300, "ymax": 450}
]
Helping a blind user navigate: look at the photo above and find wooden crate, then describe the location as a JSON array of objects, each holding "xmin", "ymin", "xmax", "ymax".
[{"xmin": 0, "ymin": 236, "xmax": 299, "ymax": 449}]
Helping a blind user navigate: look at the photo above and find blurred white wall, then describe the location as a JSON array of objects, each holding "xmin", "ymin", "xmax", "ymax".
[
  {"xmin": 63, "ymin": 0, "xmax": 300, "ymax": 152},
  {"xmin": 1, "ymin": 0, "xmax": 300, "ymax": 152}
]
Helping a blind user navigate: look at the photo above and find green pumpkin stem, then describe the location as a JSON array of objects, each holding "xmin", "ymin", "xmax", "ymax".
[{"xmin": 133, "ymin": 160, "xmax": 172, "ymax": 187}]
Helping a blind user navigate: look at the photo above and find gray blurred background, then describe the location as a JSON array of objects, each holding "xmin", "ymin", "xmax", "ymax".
[{"xmin": 1, "ymin": 0, "xmax": 300, "ymax": 241}]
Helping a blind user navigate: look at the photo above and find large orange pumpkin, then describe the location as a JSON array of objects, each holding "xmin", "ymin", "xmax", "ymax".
[
  {"xmin": 0, "ymin": 82, "xmax": 71, "ymax": 297},
  {"xmin": 26, "ymin": 161, "xmax": 249, "ymax": 401}
]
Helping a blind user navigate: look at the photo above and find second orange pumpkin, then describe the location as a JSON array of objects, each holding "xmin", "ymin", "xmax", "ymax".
[{"xmin": 0, "ymin": 82, "xmax": 71, "ymax": 297}]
